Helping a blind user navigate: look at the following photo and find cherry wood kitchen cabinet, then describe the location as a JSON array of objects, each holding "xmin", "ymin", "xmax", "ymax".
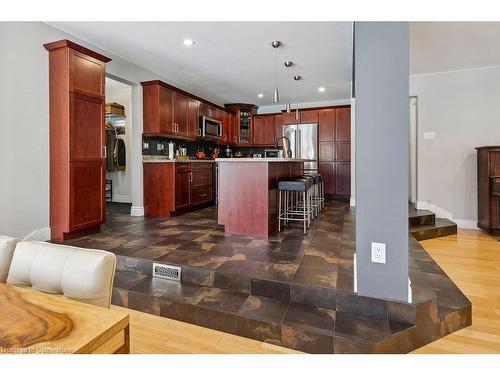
[
  {"xmin": 264, "ymin": 115, "xmax": 276, "ymax": 145},
  {"xmin": 476, "ymin": 146, "xmax": 500, "ymax": 234},
  {"xmin": 188, "ymin": 98, "xmax": 200, "ymax": 138},
  {"xmin": 172, "ymin": 92, "xmax": 189, "ymax": 135},
  {"xmin": 221, "ymin": 111, "xmax": 233, "ymax": 144},
  {"xmin": 143, "ymin": 84, "xmax": 174, "ymax": 135},
  {"xmin": 144, "ymin": 162, "xmax": 214, "ymax": 217},
  {"xmin": 275, "ymin": 114, "xmax": 284, "ymax": 141},
  {"xmin": 175, "ymin": 165, "xmax": 192, "ymax": 210},
  {"xmin": 44, "ymin": 40, "xmax": 111, "ymax": 241},
  {"xmin": 253, "ymin": 115, "xmax": 266, "ymax": 145},
  {"xmin": 283, "ymin": 109, "xmax": 319, "ymax": 125},
  {"xmin": 318, "ymin": 106, "xmax": 351, "ymax": 200},
  {"xmin": 225, "ymin": 103, "xmax": 258, "ymax": 146}
]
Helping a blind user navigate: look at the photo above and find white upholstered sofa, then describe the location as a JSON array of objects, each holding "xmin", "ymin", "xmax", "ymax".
[{"xmin": 0, "ymin": 236, "xmax": 116, "ymax": 308}]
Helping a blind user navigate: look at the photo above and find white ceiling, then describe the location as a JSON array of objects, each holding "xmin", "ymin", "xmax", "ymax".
[
  {"xmin": 48, "ymin": 22, "xmax": 353, "ymax": 106},
  {"xmin": 410, "ymin": 22, "xmax": 500, "ymax": 74}
]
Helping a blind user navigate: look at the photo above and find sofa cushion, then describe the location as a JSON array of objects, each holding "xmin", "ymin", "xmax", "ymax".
[{"xmin": 0, "ymin": 236, "xmax": 19, "ymax": 282}]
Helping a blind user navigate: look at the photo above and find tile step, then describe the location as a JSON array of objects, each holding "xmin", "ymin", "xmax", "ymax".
[
  {"xmin": 408, "ymin": 209, "xmax": 435, "ymax": 226},
  {"xmin": 410, "ymin": 218, "xmax": 458, "ymax": 241},
  {"xmin": 111, "ymin": 270, "xmax": 418, "ymax": 354}
]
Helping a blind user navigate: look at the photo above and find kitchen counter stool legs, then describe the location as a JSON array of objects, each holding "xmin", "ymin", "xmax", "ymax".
[{"xmin": 278, "ymin": 179, "xmax": 312, "ymax": 234}]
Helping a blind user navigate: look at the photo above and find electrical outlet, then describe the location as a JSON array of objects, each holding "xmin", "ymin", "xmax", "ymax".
[
  {"xmin": 143, "ymin": 142, "xmax": 149, "ymax": 150},
  {"xmin": 371, "ymin": 242, "xmax": 386, "ymax": 264},
  {"xmin": 157, "ymin": 143, "xmax": 164, "ymax": 151}
]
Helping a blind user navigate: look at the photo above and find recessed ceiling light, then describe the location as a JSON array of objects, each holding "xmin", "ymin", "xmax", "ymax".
[
  {"xmin": 258, "ymin": 93, "xmax": 264, "ymax": 98},
  {"xmin": 318, "ymin": 87, "xmax": 326, "ymax": 93},
  {"xmin": 182, "ymin": 39, "xmax": 195, "ymax": 47}
]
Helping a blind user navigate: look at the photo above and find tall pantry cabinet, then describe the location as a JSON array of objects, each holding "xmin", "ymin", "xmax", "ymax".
[{"xmin": 44, "ymin": 40, "xmax": 111, "ymax": 241}]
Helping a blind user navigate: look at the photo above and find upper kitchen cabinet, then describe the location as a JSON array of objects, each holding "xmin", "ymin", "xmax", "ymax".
[
  {"xmin": 253, "ymin": 114, "xmax": 277, "ymax": 146},
  {"xmin": 225, "ymin": 103, "xmax": 258, "ymax": 146},
  {"xmin": 188, "ymin": 98, "xmax": 200, "ymax": 138},
  {"xmin": 172, "ymin": 91, "xmax": 189, "ymax": 135},
  {"xmin": 275, "ymin": 114, "xmax": 284, "ymax": 141},
  {"xmin": 283, "ymin": 109, "xmax": 319, "ymax": 125},
  {"xmin": 44, "ymin": 40, "xmax": 111, "ymax": 241},
  {"xmin": 335, "ymin": 107, "xmax": 351, "ymax": 141},
  {"xmin": 221, "ymin": 111, "xmax": 233, "ymax": 144},
  {"xmin": 142, "ymin": 82, "xmax": 174, "ymax": 135},
  {"xmin": 318, "ymin": 108, "xmax": 335, "ymax": 142}
]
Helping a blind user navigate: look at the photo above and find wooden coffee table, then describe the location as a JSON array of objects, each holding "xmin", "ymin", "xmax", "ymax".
[{"xmin": 0, "ymin": 283, "xmax": 129, "ymax": 354}]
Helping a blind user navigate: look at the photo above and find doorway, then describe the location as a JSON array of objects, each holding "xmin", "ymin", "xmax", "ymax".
[
  {"xmin": 105, "ymin": 77, "xmax": 133, "ymax": 215},
  {"xmin": 409, "ymin": 96, "xmax": 418, "ymax": 204}
]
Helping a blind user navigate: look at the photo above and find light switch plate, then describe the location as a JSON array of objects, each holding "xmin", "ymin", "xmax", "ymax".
[
  {"xmin": 371, "ymin": 242, "xmax": 386, "ymax": 264},
  {"xmin": 423, "ymin": 132, "xmax": 436, "ymax": 140}
]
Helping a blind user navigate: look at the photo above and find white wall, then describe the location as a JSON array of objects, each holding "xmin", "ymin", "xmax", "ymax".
[
  {"xmin": 410, "ymin": 67, "xmax": 500, "ymax": 225},
  {"xmin": 105, "ymin": 86, "xmax": 132, "ymax": 203},
  {"xmin": 0, "ymin": 22, "xmax": 177, "ymax": 239}
]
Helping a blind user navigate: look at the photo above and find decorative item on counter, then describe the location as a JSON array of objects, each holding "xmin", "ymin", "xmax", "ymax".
[
  {"xmin": 226, "ymin": 146, "xmax": 232, "ymax": 158},
  {"xmin": 211, "ymin": 148, "xmax": 220, "ymax": 159},
  {"xmin": 168, "ymin": 142, "xmax": 174, "ymax": 160},
  {"xmin": 234, "ymin": 151, "xmax": 243, "ymax": 158},
  {"xmin": 195, "ymin": 150, "xmax": 206, "ymax": 159}
]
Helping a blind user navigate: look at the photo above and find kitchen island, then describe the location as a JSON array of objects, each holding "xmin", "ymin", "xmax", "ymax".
[{"xmin": 216, "ymin": 158, "xmax": 309, "ymax": 237}]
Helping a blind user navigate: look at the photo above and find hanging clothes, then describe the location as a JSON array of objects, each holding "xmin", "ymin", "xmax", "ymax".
[
  {"xmin": 105, "ymin": 121, "xmax": 117, "ymax": 172},
  {"xmin": 115, "ymin": 138, "xmax": 126, "ymax": 171}
]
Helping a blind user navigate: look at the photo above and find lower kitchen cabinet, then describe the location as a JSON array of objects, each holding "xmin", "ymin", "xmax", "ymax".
[
  {"xmin": 319, "ymin": 161, "xmax": 350, "ymax": 199},
  {"xmin": 144, "ymin": 162, "xmax": 214, "ymax": 217}
]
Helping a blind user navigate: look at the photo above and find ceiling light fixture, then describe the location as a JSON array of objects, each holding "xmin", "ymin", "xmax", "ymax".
[
  {"xmin": 293, "ymin": 75, "xmax": 302, "ymax": 120},
  {"xmin": 182, "ymin": 39, "xmax": 195, "ymax": 47},
  {"xmin": 318, "ymin": 87, "xmax": 326, "ymax": 93},
  {"xmin": 258, "ymin": 93, "xmax": 264, "ymax": 98},
  {"xmin": 284, "ymin": 61, "xmax": 293, "ymax": 113},
  {"xmin": 271, "ymin": 41, "xmax": 281, "ymax": 103}
]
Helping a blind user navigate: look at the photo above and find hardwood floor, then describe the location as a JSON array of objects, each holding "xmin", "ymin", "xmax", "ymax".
[
  {"xmin": 112, "ymin": 229, "xmax": 499, "ymax": 354},
  {"xmin": 412, "ymin": 229, "xmax": 500, "ymax": 354}
]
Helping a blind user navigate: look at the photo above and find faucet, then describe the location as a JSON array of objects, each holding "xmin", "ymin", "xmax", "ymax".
[{"xmin": 276, "ymin": 136, "xmax": 292, "ymax": 158}]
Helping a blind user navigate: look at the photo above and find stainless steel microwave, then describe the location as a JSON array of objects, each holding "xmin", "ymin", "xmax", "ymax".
[{"xmin": 199, "ymin": 116, "xmax": 222, "ymax": 140}]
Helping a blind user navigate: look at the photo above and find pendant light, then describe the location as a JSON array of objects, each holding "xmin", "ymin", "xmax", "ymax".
[
  {"xmin": 293, "ymin": 75, "xmax": 302, "ymax": 121},
  {"xmin": 271, "ymin": 41, "xmax": 281, "ymax": 103},
  {"xmin": 284, "ymin": 61, "xmax": 293, "ymax": 113}
]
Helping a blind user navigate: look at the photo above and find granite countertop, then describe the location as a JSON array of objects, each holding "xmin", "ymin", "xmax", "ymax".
[
  {"xmin": 215, "ymin": 157, "xmax": 313, "ymax": 162},
  {"xmin": 143, "ymin": 156, "xmax": 215, "ymax": 163}
]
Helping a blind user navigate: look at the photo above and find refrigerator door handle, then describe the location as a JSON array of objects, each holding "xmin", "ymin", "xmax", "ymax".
[{"xmin": 297, "ymin": 129, "xmax": 301, "ymax": 159}]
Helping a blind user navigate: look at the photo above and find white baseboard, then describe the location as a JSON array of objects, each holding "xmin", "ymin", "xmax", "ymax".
[
  {"xmin": 350, "ymin": 197, "xmax": 356, "ymax": 207},
  {"xmin": 23, "ymin": 227, "xmax": 51, "ymax": 241},
  {"xmin": 453, "ymin": 219, "xmax": 478, "ymax": 229},
  {"xmin": 416, "ymin": 201, "xmax": 479, "ymax": 229},
  {"xmin": 112, "ymin": 194, "xmax": 132, "ymax": 203},
  {"xmin": 130, "ymin": 206, "xmax": 144, "ymax": 217},
  {"xmin": 415, "ymin": 200, "xmax": 452, "ymax": 220}
]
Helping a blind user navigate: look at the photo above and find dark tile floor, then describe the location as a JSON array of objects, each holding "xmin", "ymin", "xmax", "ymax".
[
  {"xmin": 61, "ymin": 199, "xmax": 471, "ymax": 353},
  {"xmin": 65, "ymin": 200, "xmax": 355, "ymax": 294}
]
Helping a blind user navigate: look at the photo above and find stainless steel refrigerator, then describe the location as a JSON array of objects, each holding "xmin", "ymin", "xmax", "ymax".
[{"xmin": 283, "ymin": 123, "xmax": 318, "ymax": 172}]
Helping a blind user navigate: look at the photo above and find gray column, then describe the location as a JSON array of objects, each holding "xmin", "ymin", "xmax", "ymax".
[{"xmin": 354, "ymin": 22, "xmax": 409, "ymax": 301}]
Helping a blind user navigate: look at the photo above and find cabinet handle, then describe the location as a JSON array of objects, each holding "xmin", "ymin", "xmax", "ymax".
[
  {"xmin": 199, "ymin": 194, "xmax": 208, "ymax": 197},
  {"xmin": 102, "ymin": 146, "xmax": 107, "ymax": 158},
  {"xmin": 189, "ymin": 172, "xmax": 193, "ymax": 182}
]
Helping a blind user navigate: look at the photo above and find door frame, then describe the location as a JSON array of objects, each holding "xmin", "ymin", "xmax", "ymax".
[{"xmin": 409, "ymin": 96, "xmax": 418, "ymax": 204}]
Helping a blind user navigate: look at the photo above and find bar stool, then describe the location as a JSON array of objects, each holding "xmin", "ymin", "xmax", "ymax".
[
  {"xmin": 278, "ymin": 178, "xmax": 313, "ymax": 234},
  {"xmin": 304, "ymin": 173, "xmax": 325, "ymax": 214}
]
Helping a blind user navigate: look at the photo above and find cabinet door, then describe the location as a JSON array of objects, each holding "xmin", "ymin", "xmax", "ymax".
[
  {"xmin": 158, "ymin": 86, "xmax": 174, "ymax": 134},
  {"xmin": 283, "ymin": 111, "xmax": 297, "ymax": 125},
  {"xmin": 191, "ymin": 168, "xmax": 212, "ymax": 187},
  {"xmin": 173, "ymin": 92, "xmax": 189, "ymax": 134},
  {"xmin": 188, "ymin": 99, "xmax": 200, "ymax": 138},
  {"xmin": 70, "ymin": 49, "xmax": 105, "ymax": 96},
  {"xmin": 264, "ymin": 115, "xmax": 276, "ymax": 145},
  {"xmin": 253, "ymin": 116, "xmax": 266, "ymax": 145},
  {"xmin": 319, "ymin": 109, "xmax": 335, "ymax": 142},
  {"xmin": 335, "ymin": 142, "xmax": 351, "ymax": 162},
  {"xmin": 319, "ymin": 162, "xmax": 335, "ymax": 194},
  {"xmin": 319, "ymin": 143, "xmax": 335, "ymax": 161},
  {"xmin": 275, "ymin": 114, "xmax": 284, "ymax": 141},
  {"xmin": 335, "ymin": 162, "xmax": 351, "ymax": 196},
  {"xmin": 222, "ymin": 112, "xmax": 232, "ymax": 144},
  {"xmin": 70, "ymin": 161, "xmax": 104, "ymax": 230},
  {"xmin": 70, "ymin": 93, "xmax": 104, "ymax": 161},
  {"xmin": 175, "ymin": 169, "xmax": 191, "ymax": 209},
  {"xmin": 301, "ymin": 109, "xmax": 319, "ymax": 124},
  {"xmin": 335, "ymin": 107, "xmax": 351, "ymax": 141}
]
